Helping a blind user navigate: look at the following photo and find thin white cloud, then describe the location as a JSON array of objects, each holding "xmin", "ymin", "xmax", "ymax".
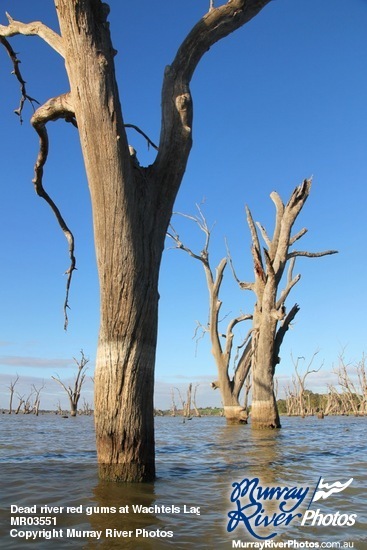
[{"xmin": 0, "ymin": 356, "xmax": 73, "ymax": 369}]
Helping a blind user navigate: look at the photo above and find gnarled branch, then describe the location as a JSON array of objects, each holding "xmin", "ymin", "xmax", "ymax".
[
  {"xmin": 31, "ymin": 92, "xmax": 77, "ymax": 330},
  {"xmin": 0, "ymin": 36, "xmax": 39, "ymax": 123},
  {"xmin": 0, "ymin": 12, "xmax": 64, "ymax": 57}
]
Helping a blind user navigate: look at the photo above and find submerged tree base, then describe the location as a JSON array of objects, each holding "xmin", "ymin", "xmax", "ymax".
[
  {"xmin": 98, "ymin": 463, "xmax": 155, "ymax": 483},
  {"xmin": 251, "ymin": 400, "xmax": 281, "ymax": 429},
  {"xmin": 224, "ymin": 405, "xmax": 248, "ymax": 424}
]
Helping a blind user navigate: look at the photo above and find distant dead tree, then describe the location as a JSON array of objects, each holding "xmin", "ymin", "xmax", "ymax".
[
  {"xmin": 22, "ymin": 390, "xmax": 35, "ymax": 414},
  {"xmin": 173, "ymin": 385, "xmax": 194, "ymax": 420},
  {"xmin": 81, "ymin": 398, "xmax": 93, "ymax": 416},
  {"xmin": 169, "ymin": 179, "xmax": 337, "ymax": 427},
  {"xmin": 15, "ymin": 393, "xmax": 24, "ymax": 414},
  {"xmin": 7, "ymin": 374, "xmax": 19, "ymax": 414},
  {"xmin": 192, "ymin": 384, "xmax": 201, "ymax": 417},
  {"xmin": 52, "ymin": 351, "xmax": 89, "ymax": 417},
  {"xmin": 32, "ymin": 383, "xmax": 45, "ymax": 416},
  {"xmin": 286, "ymin": 352, "xmax": 323, "ymax": 416},
  {"xmin": 330, "ymin": 352, "xmax": 367, "ymax": 416},
  {"xmin": 55, "ymin": 400, "xmax": 63, "ymax": 415},
  {"xmin": 185, "ymin": 383, "xmax": 193, "ymax": 419},
  {"xmin": 170, "ymin": 387, "xmax": 177, "ymax": 417}
]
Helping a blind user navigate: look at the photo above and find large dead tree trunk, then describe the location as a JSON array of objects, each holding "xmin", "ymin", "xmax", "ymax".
[{"xmin": 1, "ymin": 0, "xmax": 272, "ymax": 481}]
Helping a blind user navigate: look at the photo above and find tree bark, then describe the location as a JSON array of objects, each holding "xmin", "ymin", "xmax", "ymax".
[{"xmin": 251, "ymin": 311, "xmax": 281, "ymax": 428}]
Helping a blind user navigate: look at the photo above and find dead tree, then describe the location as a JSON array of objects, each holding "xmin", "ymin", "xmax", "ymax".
[
  {"xmin": 323, "ymin": 386, "xmax": 339, "ymax": 416},
  {"xmin": 237, "ymin": 180, "xmax": 336, "ymax": 428},
  {"xmin": 169, "ymin": 179, "xmax": 337, "ymax": 427},
  {"xmin": 15, "ymin": 393, "xmax": 24, "ymax": 414},
  {"xmin": 185, "ymin": 383, "xmax": 193, "ymax": 419},
  {"xmin": 0, "ymin": 0, "xmax": 271, "ymax": 482},
  {"xmin": 55, "ymin": 400, "xmax": 63, "ymax": 415},
  {"xmin": 32, "ymin": 383, "xmax": 45, "ymax": 416},
  {"xmin": 52, "ymin": 351, "xmax": 89, "ymax": 417},
  {"xmin": 169, "ymin": 211, "xmax": 252, "ymax": 424},
  {"xmin": 7, "ymin": 374, "xmax": 19, "ymax": 414},
  {"xmin": 82, "ymin": 398, "xmax": 93, "ymax": 416},
  {"xmin": 290, "ymin": 352, "xmax": 323, "ymax": 416},
  {"xmin": 170, "ymin": 388, "xmax": 177, "ymax": 417},
  {"xmin": 333, "ymin": 353, "xmax": 365, "ymax": 415},
  {"xmin": 174, "ymin": 387, "xmax": 186, "ymax": 418},
  {"xmin": 192, "ymin": 384, "xmax": 201, "ymax": 417},
  {"xmin": 22, "ymin": 390, "xmax": 35, "ymax": 414}
]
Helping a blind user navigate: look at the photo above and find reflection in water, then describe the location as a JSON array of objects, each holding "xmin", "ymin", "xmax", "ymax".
[{"xmin": 0, "ymin": 415, "xmax": 366, "ymax": 548}]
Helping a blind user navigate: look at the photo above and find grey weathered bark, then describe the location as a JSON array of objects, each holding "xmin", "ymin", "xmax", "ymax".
[
  {"xmin": 51, "ymin": 351, "xmax": 89, "ymax": 417},
  {"xmin": 1, "ymin": 0, "xmax": 272, "ymax": 480}
]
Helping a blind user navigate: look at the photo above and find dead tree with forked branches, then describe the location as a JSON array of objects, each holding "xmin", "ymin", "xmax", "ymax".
[
  {"xmin": 52, "ymin": 351, "xmax": 89, "ymax": 417},
  {"xmin": 169, "ymin": 179, "xmax": 337, "ymax": 427},
  {"xmin": 7, "ymin": 374, "xmax": 19, "ymax": 414},
  {"xmin": 32, "ymin": 382, "xmax": 45, "ymax": 416}
]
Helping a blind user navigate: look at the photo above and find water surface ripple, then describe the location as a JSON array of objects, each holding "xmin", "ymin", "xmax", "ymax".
[{"xmin": 0, "ymin": 414, "xmax": 365, "ymax": 548}]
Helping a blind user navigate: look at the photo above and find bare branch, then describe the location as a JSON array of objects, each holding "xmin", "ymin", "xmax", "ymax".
[
  {"xmin": 276, "ymin": 257, "xmax": 301, "ymax": 309},
  {"xmin": 287, "ymin": 249, "xmax": 338, "ymax": 260},
  {"xmin": 289, "ymin": 227, "xmax": 308, "ymax": 246},
  {"xmin": 273, "ymin": 303, "xmax": 300, "ymax": 367},
  {"xmin": 31, "ymin": 93, "xmax": 77, "ymax": 330},
  {"xmin": 0, "ymin": 36, "xmax": 40, "ymax": 123},
  {"xmin": 272, "ymin": 179, "xmax": 312, "ymax": 276},
  {"xmin": 124, "ymin": 124, "xmax": 158, "ymax": 151},
  {"xmin": 225, "ymin": 237, "xmax": 254, "ymax": 291},
  {"xmin": 224, "ymin": 313, "xmax": 253, "ymax": 360},
  {"xmin": 167, "ymin": 225, "xmax": 206, "ymax": 264},
  {"xmin": 269, "ymin": 190, "xmax": 284, "ymax": 258},
  {"xmin": 246, "ymin": 205, "xmax": 261, "ymax": 256},
  {"xmin": 51, "ymin": 375, "xmax": 71, "ymax": 396},
  {"xmin": 256, "ymin": 221, "xmax": 271, "ymax": 249},
  {"xmin": 155, "ymin": 0, "xmax": 272, "ymax": 204},
  {"xmin": 0, "ymin": 12, "xmax": 64, "ymax": 57}
]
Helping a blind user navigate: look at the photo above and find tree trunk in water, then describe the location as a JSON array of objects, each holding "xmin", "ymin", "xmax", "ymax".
[
  {"xmin": 223, "ymin": 403, "xmax": 248, "ymax": 424},
  {"xmin": 216, "ymin": 368, "xmax": 248, "ymax": 424},
  {"xmin": 53, "ymin": 0, "xmax": 273, "ymax": 480},
  {"xmin": 251, "ymin": 315, "xmax": 281, "ymax": 429},
  {"xmin": 55, "ymin": 0, "xmax": 167, "ymax": 481},
  {"xmin": 70, "ymin": 402, "xmax": 77, "ymax": 417}
]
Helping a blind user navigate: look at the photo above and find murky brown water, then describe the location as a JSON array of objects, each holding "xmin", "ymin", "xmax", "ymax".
[{"xmin": 0, "ymin": 414, "xmax": 366, "ymax": 548}]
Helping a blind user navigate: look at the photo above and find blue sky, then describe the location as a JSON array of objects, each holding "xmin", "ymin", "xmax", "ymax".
[{"xmin": 0, "ymin": 0, "xmax": 366, "ymax": 411}]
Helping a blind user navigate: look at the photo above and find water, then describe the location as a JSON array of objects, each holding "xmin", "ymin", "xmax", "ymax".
[{"xmin": 0, "ymin": 414, "xmax": 366, "ymax": 549}]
